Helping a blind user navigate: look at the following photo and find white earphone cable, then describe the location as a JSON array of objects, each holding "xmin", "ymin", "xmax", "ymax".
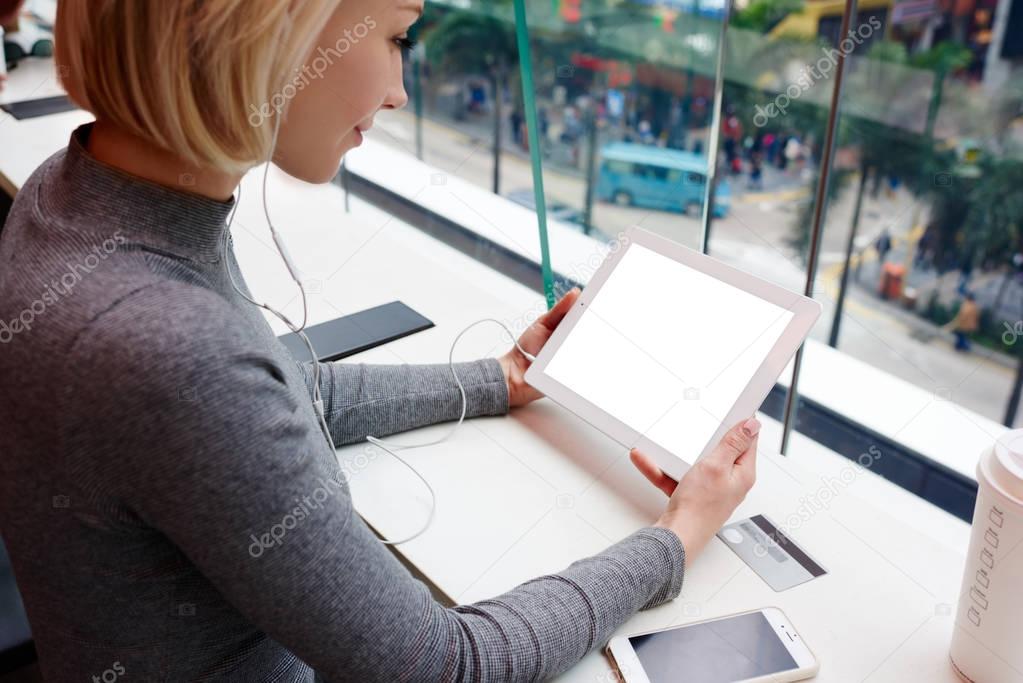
[
  {"xmin": 222, "ymin": 112, "xmax": 537, "ymax": 546},
  {"xmin": 366, "ymin": 319, "xmax": 534, "ymax": 452}
]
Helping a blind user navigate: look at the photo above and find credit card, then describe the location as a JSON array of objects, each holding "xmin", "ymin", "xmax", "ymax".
[{"xmin": 717, "ymin": 514, "xmax": 827, "ymax": 592}]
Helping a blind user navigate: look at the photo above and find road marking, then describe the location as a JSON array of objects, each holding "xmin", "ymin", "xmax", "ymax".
[{"xmin": 736, "ymin": 186, "xmax": 810, "ymax": 205}]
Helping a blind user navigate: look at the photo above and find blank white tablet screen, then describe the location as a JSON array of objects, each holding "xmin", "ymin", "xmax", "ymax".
[{"xmin": 544, "ymin": 243, "xmax": 794, "ymax": 463}]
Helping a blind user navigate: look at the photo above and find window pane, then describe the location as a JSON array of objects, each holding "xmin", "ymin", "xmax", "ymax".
[
  {"xmin": 702, "ymin": 0, "xmax": 835, "ymax": 296},
  {"xmin": 811, "ymin": 0, "xmax": 1021, "ymax": 438},
  {"xmin": 511, "ymin": 0, "xmax": 730, "ymax": 255}
]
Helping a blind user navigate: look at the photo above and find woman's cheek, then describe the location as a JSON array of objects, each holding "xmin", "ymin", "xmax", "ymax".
[{"xmin": 340, "ymin": 49, "xmax": 391, "ymax": 112}]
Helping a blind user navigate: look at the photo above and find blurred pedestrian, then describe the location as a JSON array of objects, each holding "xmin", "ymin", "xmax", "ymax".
[
  {"xmin": 777, "ymin": 135, "xmax": 791, "ymax": 170},
  {"xmin": 722, "ymin": 106, "xmax": 742, "ymax": 168},
  {"xmin": 886, "ymin": 174, "xmax": 900, "ymax": 199},
  {"xmin": 783, "ymin": 136, "xmax": 801, "ymax": 173},
  {"xmin": 638, "ymin": 119, "xmax": 654, "ymax": 145},
  {"xmin": 0, "ymin": 0, "xmax": 28, "ymax": 93},
  {"xmin": 468, "ymin": 79, "xmax": 486, "ymax": 114},
  {"xmin": 914, "ymin": 227, "xmax": 934, "ymax": 270},
  {"xmin": 748, "ymin": 151, "xmax": 763, "ymax": 190},
  {"xmin": 949, "ymin": 293, "xmax": 980, "ymax": 352},
  {"xmin": 875, "ymin": 229, "xmax": 892, "ymax": 264},
  {"xmin": 510, "ymin": 109, "xmax": 523, "ymax": 146},
  {"xmin": 764, "ymin": 132, "xmax": 778, "ymax": 165},
  {"xmin": 730, "ymin": 155, "xmax": 742, "ymax": 175},
  {"xmin": 0, "ymin": 0, "xmax": 19, "ymax": 27}
]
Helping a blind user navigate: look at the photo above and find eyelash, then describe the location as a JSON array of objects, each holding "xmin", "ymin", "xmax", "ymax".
[{"xmin": 394, "ymin": 36, "xmax": 418, "ymax": 51}]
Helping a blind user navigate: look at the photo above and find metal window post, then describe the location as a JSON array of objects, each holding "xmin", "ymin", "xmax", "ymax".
[
  {"xmin": 699, "ymin": 0, "xmax": 732, "ymax": 255},
  {"xmin": 779, "ymin": 0, "xmax": 860, "ymax": 455}
]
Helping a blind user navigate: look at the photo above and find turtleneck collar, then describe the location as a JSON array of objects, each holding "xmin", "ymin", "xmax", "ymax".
[{"xmin": 40, "ymin": 123, "xmax": 236, "ymax": 263}]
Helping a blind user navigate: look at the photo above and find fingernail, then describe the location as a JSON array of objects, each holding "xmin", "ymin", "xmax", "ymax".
[{"xmin": 742, "ymin": 418, "xmax": 761, "ymax": 437}]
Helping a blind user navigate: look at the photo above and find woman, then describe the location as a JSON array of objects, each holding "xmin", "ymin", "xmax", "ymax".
[
  {"xmin": 0, "ymin": 1, "xmax": 760, "ymax": 681},
  {"xmin": 950, "ymin": 292, "xmax": 979, "ymax": 352}
]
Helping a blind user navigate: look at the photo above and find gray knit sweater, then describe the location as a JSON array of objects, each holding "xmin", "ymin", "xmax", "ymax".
[{"xmin": 0, "ymin": 123, "xmax": 685, "ymax": 682}]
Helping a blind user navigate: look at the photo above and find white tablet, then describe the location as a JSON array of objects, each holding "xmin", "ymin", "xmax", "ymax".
[{"xmin": 524, "ymin": 227, "xmax": 821, "ymax": 480}]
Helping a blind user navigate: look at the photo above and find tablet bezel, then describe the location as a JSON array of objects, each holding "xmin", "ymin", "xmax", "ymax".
[{"xmin": 523, "ymin": 227, "xmax": 822, "ymax": 481}]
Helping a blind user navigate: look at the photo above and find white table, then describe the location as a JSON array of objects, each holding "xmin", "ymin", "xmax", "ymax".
[
  {"xmin": 0, "ymin": 58, "xmax": 987, "ymax": 683},
  {"xmin": 0, "ymin": 56, "xmax": 92, "ymax": 196}
]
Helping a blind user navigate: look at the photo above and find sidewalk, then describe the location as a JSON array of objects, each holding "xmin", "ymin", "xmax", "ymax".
[{"xmin": 840, "ymin": 246, "xmax": 1020, "ymax": 371}]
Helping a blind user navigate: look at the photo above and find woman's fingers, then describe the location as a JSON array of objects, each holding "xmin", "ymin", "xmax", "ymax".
[
  {"xmin": 708, "ymin": 417, "xmax": 760, "ymax": 468},
  {"xmin": 733, "ymin": 432, "xmax": 759, "ymax": 487},
  {"xmin": 734, "ymin": 432, "xmax": 758, "ymax": 468},
  {"xmin": 630, "ymin": 448, "xmax": 677, "ymax": 497},
  {"xmin": 535, "ymin": 287, "xmax": 580, "ymax": 333}
]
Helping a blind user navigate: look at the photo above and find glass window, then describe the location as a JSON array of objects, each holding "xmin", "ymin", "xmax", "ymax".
[
  {"xmin": 346, "ymin": 0, "xmax": 1020, "ymax": 519},
  {"xmin": 508, "ymin": 0, "xmax": 729, "ymax": 251},
  {"xmin": 812, "ymin": 0, "xmax": 1022, "ymax": 433}
]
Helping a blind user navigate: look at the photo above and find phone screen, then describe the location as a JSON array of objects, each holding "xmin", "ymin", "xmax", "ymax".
[{"xmin": 628, "ymin": 611, "xmax": 797, "ymax": 683}]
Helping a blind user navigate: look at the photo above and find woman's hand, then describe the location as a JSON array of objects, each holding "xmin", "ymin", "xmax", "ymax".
[
  {"xmin": 498, "ymin": 287, "xmax": 581, "ymax": 409},
  {"xmin": 632, "ymin": 417, "xmax": 760, "ymax": 563}
]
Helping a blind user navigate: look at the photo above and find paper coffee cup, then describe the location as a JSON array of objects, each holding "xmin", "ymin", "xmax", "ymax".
[{"xmin": 950, "ymin": 430, "xmax": 1023, "ymax": 682}]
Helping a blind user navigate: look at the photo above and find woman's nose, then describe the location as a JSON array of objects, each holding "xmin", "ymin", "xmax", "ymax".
[
  {"xmin": 382, "ymin": 56, "xmax": 409, "ymax": 110},
  {"xmin": 384, "ymin": 84, "xmax": 409, "ymax": 111}
]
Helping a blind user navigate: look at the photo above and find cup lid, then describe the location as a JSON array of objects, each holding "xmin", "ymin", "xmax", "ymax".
[{"xmin": 992, "ymin": 430, "xmax": 1023, "ymax": 502}]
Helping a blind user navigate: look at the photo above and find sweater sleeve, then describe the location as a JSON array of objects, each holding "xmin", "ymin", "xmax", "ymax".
[
  {"xmin": 297, "ymin": 358, "xmax": 510, "ymax": 446},
  {"xmin": 68, "ymin": 283, "xmax": 685, "ymax": 682}
]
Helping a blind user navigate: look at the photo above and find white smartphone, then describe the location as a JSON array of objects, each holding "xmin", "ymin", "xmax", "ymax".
[{"xmin": 605, "ymin": 607, "xmax": 819, "ymax": 683}]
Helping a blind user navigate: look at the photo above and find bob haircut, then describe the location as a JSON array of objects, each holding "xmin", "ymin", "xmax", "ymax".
[{"xmin": 55, "ymin": 0, "xmax": 341, "ymax": 172}]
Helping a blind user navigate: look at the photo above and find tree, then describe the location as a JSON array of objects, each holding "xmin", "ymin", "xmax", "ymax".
[
  {"xmin": 917, "ymin": 152, "xmax": 1023, "ymax": 272},
  {"xmin": 424, "ymin": 6, "xmax": 519, "ymax": 195},
  {"xmin": 730, "ymin": 0, "xmax": 804, "ymax": 33},
  {"xmin": 782, "ymin": 37, "xmax": 979, "ymax": 346},
  {"xmin": 826, "ymin": 116, "xmax": 925, "ymax": 344}
]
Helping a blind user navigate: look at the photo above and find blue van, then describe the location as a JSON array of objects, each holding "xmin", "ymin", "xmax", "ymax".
[{"xmin": 596, "ymin": 143, "xmax": 730, "ymax": 217}]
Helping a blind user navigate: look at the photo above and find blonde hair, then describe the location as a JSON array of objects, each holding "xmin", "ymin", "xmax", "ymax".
[{"xmin": 55, "ymin": 0, "xmax": 341, "ymax": 172}]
